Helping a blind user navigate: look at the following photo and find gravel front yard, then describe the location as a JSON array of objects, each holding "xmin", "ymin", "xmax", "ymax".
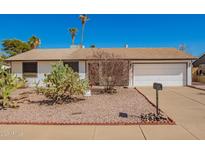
[{"xmin": 0, "ymin": 87, "xmax": 170, "ymax": 124}]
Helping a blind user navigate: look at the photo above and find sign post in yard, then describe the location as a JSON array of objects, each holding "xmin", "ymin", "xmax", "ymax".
[{"xmin": 153, "ymin": 83, "xmax": 163, "ymax": 115}]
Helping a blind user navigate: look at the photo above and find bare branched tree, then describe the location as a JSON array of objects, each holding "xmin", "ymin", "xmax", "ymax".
[{"xmin": 88, "ymin": 49, "xmax": 129, "ymax": 93}]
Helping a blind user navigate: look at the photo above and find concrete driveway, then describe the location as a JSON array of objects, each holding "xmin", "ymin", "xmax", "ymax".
[
  {"xmin": 138, "ymin": 86, "xmax": 205, "ymax": 140},
  {"xmin": 0, "ymin": 87, "xmax": 204, "ymax": 140}
]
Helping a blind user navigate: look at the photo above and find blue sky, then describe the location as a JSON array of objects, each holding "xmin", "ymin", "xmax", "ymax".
[{"xmin": 0, "ymin": 14, "xmax": 205, "ymax": 56}]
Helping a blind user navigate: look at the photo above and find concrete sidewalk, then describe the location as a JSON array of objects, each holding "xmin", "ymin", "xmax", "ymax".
[
  {"xmin": 0, "ymin": 124, "xmax": 195, "ymax": 140},
  {"xmin": 0, "ymin": 87, "xmax": 204, "ymax": 140},
  {"xmin": 0, "ymin": 125, "xmax": 145, "ymax": 140}
]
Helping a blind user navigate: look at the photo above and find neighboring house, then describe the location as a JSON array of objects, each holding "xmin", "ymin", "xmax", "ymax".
[
  {"xmin": 192, "ymin": 53, "xmax": 205, "ymax": 83},
  {"xmin": 192, "ymin": 53, "xmax": 205, "ymax": 75},
  {"xmin": 193, "ymin": 53, "xmax": 205, "ymax": 67},
  {"xmin": 5, "ymin": 48, "xmax": 196, "ymax": 87}
]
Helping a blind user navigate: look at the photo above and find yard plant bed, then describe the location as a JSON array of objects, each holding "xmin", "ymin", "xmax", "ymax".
[{"xmin": 0, "ymin": 87, "xmax": 174, "ymax": 125}]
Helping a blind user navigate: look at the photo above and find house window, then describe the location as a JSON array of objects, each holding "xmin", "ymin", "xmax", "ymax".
[
  {"xmin": 64, "ymin": 62, "xmax": 79, "ymax": 72},
  {"xmin": 23, "ymin": 62, "xmax": 38, "ymax": 77}
]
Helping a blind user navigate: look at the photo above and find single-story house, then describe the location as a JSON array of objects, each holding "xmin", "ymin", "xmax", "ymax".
[{"xmin": 5, "ymin": 48, "xmax": 196, "ymax": 87}]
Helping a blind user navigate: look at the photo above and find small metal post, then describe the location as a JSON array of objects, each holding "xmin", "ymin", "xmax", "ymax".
[
  {"xmin": 156, "ymin": 90, "xmax": 159, "ymax": 115},
  {"xmin": 153, "ymin": 82, "xmax": 162, "ymax": 115}
]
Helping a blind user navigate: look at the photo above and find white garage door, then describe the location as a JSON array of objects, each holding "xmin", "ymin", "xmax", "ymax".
[{"xmin": 133, "ymin": 63, "xmax": 187, "ymax": 86}]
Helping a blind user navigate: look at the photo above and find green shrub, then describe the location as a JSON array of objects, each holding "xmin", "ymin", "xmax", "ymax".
[
  {"xmin": 16, "ymin": 77, "xmax": 27, "ymax": 89},
  {"xmin": 0, "ymin": 64, "xmax": 19, "ymax": 108},
  {"xmin": 36, "ymin": 62, "xmax": 88, "ymax": 104}
]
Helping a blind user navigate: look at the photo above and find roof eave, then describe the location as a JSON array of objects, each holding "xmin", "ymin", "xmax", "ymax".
[{"xmin": 5, "ymin": 58, "xmax": 197, "ymax": 61}]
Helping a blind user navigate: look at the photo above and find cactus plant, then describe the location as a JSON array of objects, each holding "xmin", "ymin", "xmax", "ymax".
[
  {"xmin": 36, "ymin": 62, "xmax": 88, "ymax": 104},
  {"xmin": 0, "ymin": 64, "xmax": 20, "ymax": 108}
]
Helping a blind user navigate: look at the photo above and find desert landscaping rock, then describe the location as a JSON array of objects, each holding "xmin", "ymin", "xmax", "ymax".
[{"xmin": 0, "ymin": 87, "xmax": 170, "ymax": 124}]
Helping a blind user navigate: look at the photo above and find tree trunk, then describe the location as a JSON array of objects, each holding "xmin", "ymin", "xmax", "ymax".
[
  {"xmin": 72, "ymin": 36, "xmax": 75, "ymax": 45},
  {"xmin": 81, "ymin": 24, "xmax": 85, "ymax": 47}
]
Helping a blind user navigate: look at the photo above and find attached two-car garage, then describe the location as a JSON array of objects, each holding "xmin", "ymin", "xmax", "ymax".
[{"xmin": 133, "ymin": 63, "xmax": 187, "ymax": 86}]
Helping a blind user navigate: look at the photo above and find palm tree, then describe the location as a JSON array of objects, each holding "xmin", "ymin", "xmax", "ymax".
[
  {"xmin": 79, "ymin": 14, "xmax": 89, "ymax": 47},
  {"xmin": 28, "ymin": 35, "xmax": 41, "ymax": 49},
  {"xmin": 90, "ymin": 44, "xmax": 96, "ymax": 48},
  {"xmin": 69, "ymin": 28, "xmax": 78, "ymax": 45}
]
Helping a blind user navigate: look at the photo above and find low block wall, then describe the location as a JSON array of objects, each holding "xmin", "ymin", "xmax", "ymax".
[
  {"xmin": 197, "ymin": 76, "xmax": 205, "ymax": 83},
  {"xmin": 192, "ymin": 67, "xmax": 198, "ymax": 82}
]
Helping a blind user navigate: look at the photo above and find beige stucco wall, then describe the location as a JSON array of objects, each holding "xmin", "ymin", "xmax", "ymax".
[
  {"xmin": 11, "ymin": 61, "xmax": 22, "ymax": 78},
  {"xmin": 129, "ymin": 63, "xmax": 133, "ymax": 87},
  {"xmin": 79, "ymin": 61, "xmax": 86, "ymax": 79},
  {"xmin": 11, "ymin": 61, "xmax": 86, "ymax": 87},
  {"xmin": 187, "ymin": 61, "xmax": 192, "ymax": 85},
  {"xmin": 37, "ymin": 61, "xmax": 58, "ymax": 86}
]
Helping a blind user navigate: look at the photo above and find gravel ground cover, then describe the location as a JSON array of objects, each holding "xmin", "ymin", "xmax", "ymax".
[{"xmin": 0, "ymin": 87, "xmax": 171, "ymax": 124}]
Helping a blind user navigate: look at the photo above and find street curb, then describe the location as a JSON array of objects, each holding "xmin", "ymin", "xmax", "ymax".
[{"xmin": 0, "ymin": 121, "xmax": 175, "ymax": 125}]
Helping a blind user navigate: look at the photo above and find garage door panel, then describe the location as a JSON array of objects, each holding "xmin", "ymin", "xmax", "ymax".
[
  {"xmin": 133, "ymin": 64, "xmax": 186, "ymax": 86},
  {"xmin": 136, "ymin": 64, "xmax": 184, "ymax": 69},
  {"xmin": 135, "ymin": 74, "xmax": 184, "ymax": 80},
  {"xmin": 134, "ymin": 80, "xmax": 184, "ymax": 86}
]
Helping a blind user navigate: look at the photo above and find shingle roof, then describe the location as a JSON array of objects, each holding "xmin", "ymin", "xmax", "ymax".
[
  {"xmin": 192, "ymin": 53, "xmax": 205, "ymax": 67},
  {"xmin": 5, "ymin": 48, "xmax": 197, "ymax": 61}
]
